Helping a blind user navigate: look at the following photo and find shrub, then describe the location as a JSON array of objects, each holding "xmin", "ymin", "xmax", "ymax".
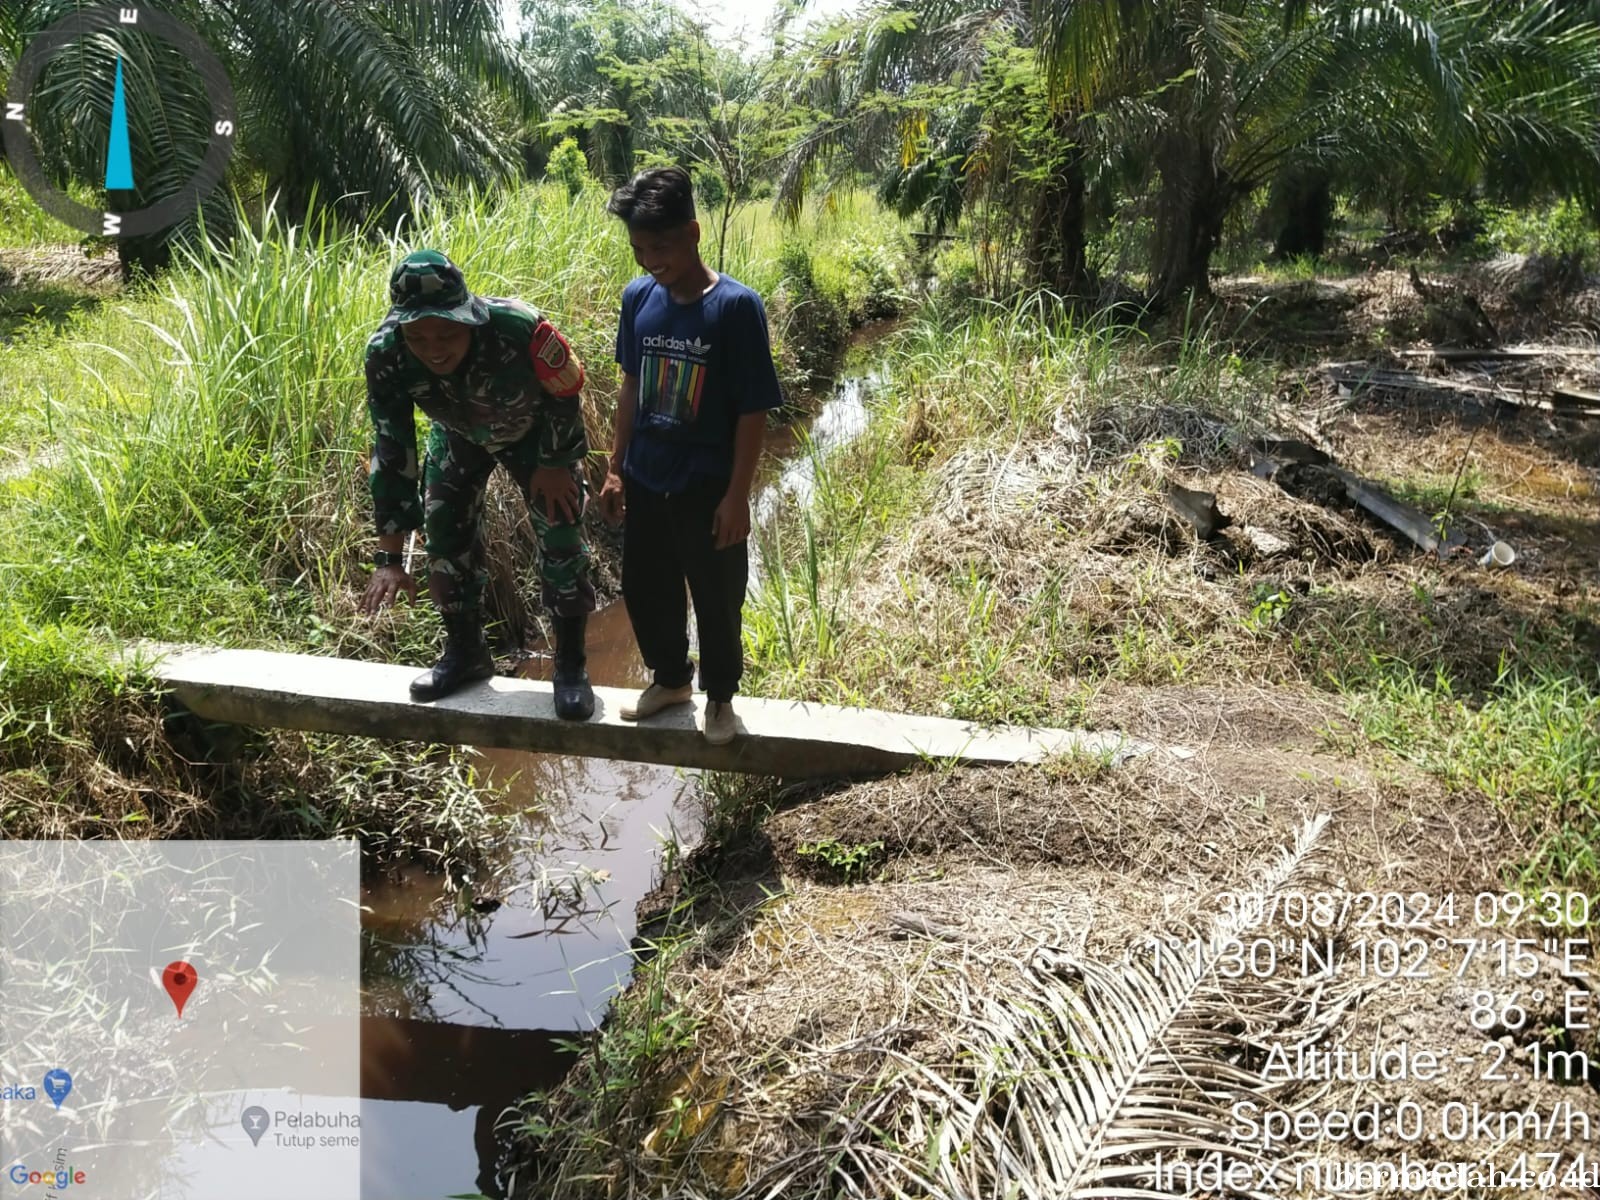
[
  {"xmin": 1482, "ymin": 199, "xmax": 1598, "ymax": 269},
  {"xmin": 692, "ymin": 166, "xmax": 726, "ymax": 209},
  {"xmin": 771, "ymin": 241, "xmax": 849, "ymax": 381},
  {"xmin": 842, "ymin": 236, "xmax": 907, "ymax": 321},
  {"xmin": 547, "ymin": 137, "xmax": 590, "ymax": 199},
  {"xmin": 935, "ymin": 241, "xmax": 981, "ymax": 302}
]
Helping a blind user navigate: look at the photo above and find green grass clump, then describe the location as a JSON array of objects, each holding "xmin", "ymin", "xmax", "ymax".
[
  {"xmin": 1349, "ymin": 664, "xmax": 1600, "ymax": 887},
  {"xmin": 511, "ymin": 922, "xmax": 707, "ymax": 1193},
  {"xmin": 0, "ymin": 280, "xmax": 107, "ymax": 342}
]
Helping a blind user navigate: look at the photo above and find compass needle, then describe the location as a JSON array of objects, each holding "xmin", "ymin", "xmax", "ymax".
[{"xmin": 106, "ymin": 57, "xmax": 135, "ymax": 192}]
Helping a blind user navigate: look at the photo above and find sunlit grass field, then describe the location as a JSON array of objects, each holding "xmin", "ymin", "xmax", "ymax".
[{"xmin": 0, "ymin": 164, "xmax": 86, "ymax": 248}]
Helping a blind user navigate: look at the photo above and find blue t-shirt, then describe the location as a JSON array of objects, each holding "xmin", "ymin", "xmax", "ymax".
[{"xmin": 614, "ymin": 273, "xmax": 784, "ymax": 494}]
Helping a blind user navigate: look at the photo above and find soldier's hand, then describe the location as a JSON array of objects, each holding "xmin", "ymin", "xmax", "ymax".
[
  {"xmin": 531, "ymin": 466, "xmax": 582, "ymax": 523},
  {"xmin": 599, "ymin": 469, "xmax": 625, "ymax": 526},
  {"xmin": 361, "ymin": 565, "xmax": 419, "ymax": 614}
]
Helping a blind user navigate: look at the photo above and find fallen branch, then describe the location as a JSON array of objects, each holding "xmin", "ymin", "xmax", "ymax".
[
  {"xmin": 886, "ymin": 911, "xmax": 970, "ymax": 942},
  {"xmin": 1321, "ymin": 364, "xmax": 1597, "ymax": 418},
  {"xmin": 1255, "ymin": 431, "xmax": 1470, "ymax": 556},
  {"xmin": 1400, "ymin": 345, "xmax": 1597, "ymax": 361}
]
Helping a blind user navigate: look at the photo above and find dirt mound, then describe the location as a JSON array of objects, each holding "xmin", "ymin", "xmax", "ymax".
[
  {"xmin": 765, "ymin": 744, "xmax": 1506, "ymax": 902},
  {"xmin": 767, "ymin": 755, "xmax": 1305, "ymax": 886},
  {"xmin": 1089, "ymin": 680, "xmax": 1340, "ymax": 747}
]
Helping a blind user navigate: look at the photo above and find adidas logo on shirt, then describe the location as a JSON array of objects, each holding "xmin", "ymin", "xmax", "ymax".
[{"xmin": 642, "ymin": 334, "xmax": 711, "ymax": 356}]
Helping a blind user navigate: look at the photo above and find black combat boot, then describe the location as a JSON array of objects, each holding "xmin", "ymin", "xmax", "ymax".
[
  {"xmin": 551, "ymin": 613, "xmax": 595, "ymax": 721},
  {"xmin": 409, "ymin": 615, "xmax": 494, "ymax": 702}
]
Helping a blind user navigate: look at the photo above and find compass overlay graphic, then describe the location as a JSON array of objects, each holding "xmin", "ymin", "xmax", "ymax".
[{"xmin": 2, "ymin": 5, "xmax": 237, "ymax": 238}]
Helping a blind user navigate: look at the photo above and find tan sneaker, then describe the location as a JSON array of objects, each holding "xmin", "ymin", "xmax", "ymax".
[
  {"xmin": 619, "ymin": 682, "xmax": 693, "ymax": 721},
  {"xmin": 702, "ymin": 700, "xmax": 737, "ymax": 745}
]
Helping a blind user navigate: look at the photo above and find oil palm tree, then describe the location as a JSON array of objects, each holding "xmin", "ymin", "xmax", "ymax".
[
  {"xmin": 519, "ymin": 0, "xmax": 678, "ymax": 184},
  {"xmin": 1031, "ymin": 0, "xmax": 1600, "ymax": 305},
  {"xmin": 776, "ymin": 2, "xmax": 1007, "ymax": 229},
  {"xmin": 778, "ymin": 0, "xmax": 1102, "ymax": 297},
  {"xmin": 1, "ymin": 0, "xmax": 533, "ymax": 273}
]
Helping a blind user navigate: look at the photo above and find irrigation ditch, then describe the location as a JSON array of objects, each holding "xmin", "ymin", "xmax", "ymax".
[
  {"xmin": 6, "ymin": 240, "xmax": 1598, "ymax": 1199},
  {"xmin": 356, "ymin": 349, "xmax": 893, "ymax": 1199}
]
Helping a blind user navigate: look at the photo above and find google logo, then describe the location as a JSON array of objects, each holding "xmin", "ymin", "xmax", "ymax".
[{"xmin": 7, "ymin": 1165, "xmax": 87, "ymax": 1188}]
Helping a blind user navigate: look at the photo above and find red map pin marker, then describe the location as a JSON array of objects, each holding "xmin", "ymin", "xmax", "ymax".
[{"xmin": 162, "ymin": 960, "xmax": 198, "ymax": 1018}]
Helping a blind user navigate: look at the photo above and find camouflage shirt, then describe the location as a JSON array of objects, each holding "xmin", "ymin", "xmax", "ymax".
[{"xmin": 365, "ymin": 297, "xmax": 587, "ymax": 535}]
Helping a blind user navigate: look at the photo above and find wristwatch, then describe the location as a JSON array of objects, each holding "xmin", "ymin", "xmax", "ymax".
[{"xmin": 373, "ymin": 550, "xmax": 405, "ymax": 568}]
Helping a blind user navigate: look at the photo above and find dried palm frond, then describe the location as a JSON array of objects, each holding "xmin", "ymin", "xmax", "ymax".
[{"xmin": 738, "ymin": 813, "xmax": 1345, "ymax": 1200}]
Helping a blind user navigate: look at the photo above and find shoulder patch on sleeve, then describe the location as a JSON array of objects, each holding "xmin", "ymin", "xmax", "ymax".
[{"xmin": 530, "ymin": 319, "xmax": 585, "ymax": 397}]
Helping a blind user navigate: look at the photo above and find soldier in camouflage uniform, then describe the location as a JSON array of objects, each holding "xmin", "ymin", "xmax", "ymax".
[{"xmin": 359, "ymin": 249, "xmax": 597, "ymax": 720}]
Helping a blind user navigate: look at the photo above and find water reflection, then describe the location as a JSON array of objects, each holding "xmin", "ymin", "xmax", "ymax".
[
  {"xmin": 360, "ymin": 622, "xmax": 700, "ymax": 1195},
  {"xmin": 753, "ymin": 371, "xmax": 881, "ymax": 529},
  {"xmin": 363, "ymin": 755, "xmax": 697, "ymax": 1031},
  {"xmin": 361, "ymin": 1018, "xmax": 575, "ymax": 1199}
]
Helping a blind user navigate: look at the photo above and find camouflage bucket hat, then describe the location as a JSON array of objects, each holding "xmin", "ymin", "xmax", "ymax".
[{"xmin": 387, "ymin": 249, "xmax": 490, "ymax": 326}]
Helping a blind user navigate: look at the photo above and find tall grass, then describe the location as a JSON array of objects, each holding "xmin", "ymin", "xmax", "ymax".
[
  {"xmin": 0, "ymin": 183, "xmax": 880, "ymax": 642},
  {"xmin": 748, "ymin": 435, "xmax": 905, "ymax": 693}
]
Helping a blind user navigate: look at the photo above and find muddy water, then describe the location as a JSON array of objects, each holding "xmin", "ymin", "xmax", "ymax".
[
  {"xmin": 358, "ymin": 605, "xmax": 681, "ymax": 1199},
  {"xmin": 358, "ymin": 361, "xmax": 886, "ymax": 1199},
  {"xmin": 754, "ymin": 369, "xmax": 879, "ymax": 525}
]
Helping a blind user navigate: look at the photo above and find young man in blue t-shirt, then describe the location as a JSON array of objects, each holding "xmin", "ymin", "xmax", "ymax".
[{"xmin": 599, "ymin": 167, "xmax": 783, "ymax": 744}]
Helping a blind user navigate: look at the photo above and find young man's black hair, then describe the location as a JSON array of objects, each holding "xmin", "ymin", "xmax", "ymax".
[
  {"xmin": 605, "ymin": 165, "xmax": 696, "ymax": 231},
  {"xmin": 598, "ymin": 167, "xmax": 784, "ymax": 745}
]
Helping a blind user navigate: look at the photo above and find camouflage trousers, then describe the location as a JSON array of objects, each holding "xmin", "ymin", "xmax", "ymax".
[{"xmin": 423, "ymin": 421, "xmax": 595, "ymax": 624}]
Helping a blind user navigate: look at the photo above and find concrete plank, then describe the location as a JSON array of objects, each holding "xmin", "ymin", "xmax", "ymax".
[{"xmin": 139, "ymin": 646, "xmax": 1150, "ymax": 778}]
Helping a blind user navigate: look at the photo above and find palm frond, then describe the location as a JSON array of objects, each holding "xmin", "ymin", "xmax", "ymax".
[
  {"xmin": 774, "ymin": 0, "xmax": 1027, "ymax": 224},
  {"xmin": 1030, "ymin": 0, "xmax": 1159, "ymax": 109},
  {"xmin": 878, "ymin": 104, "xmax": 978, "ymax": 233},
  {"xmin": 741, "ymin": 814, "xmax": 1355, "ymax": 1199},
  {"xmin": 912, "ymin": 813, "xmax": 1338, "ymax": 1198},
  {"xmin": 14, "ymin": 9, "xmax": 208, "ymax": 237},
  {"xmin": 0, "ymin": 5, "xmax": 20, "ymax": 84},
  {"xmin": 774, "ymin": 114, "xmax": 855, "ymax": 222}
]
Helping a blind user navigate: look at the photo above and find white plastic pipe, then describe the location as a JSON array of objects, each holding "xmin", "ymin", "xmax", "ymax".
[{"xmin": 1478, "ymin": 541, "xmax": 1516, "ymax": 568}]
